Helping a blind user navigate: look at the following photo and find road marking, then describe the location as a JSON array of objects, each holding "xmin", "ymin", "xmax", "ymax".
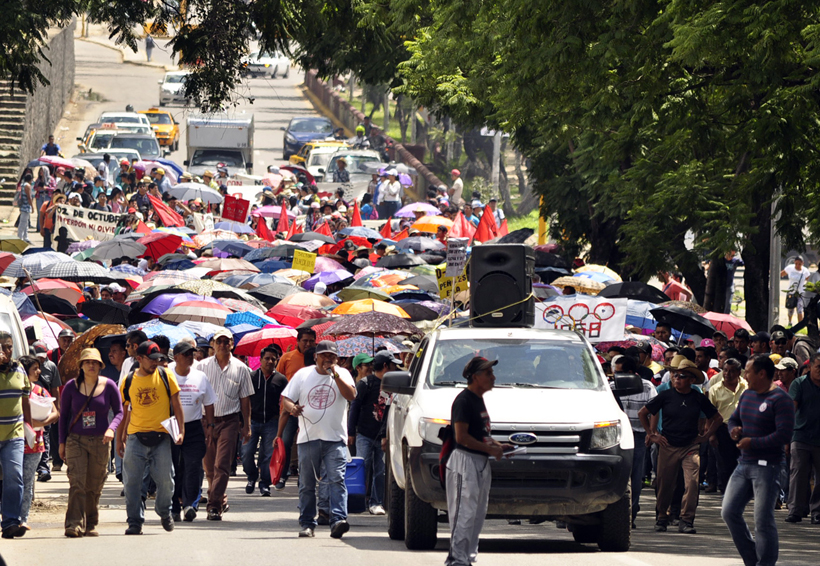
[{"xmin": 613, "ymin": 555, "xmax": 658, "ymax": 566}]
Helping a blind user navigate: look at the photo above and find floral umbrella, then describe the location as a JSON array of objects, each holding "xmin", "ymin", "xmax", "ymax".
[
  {"xmin": 324, "ymin": 311, "xmax": 422, "ymax": 336},
  {"xmin": 334, "ymin": 336, "xmax": 402, "ymax": 357}
]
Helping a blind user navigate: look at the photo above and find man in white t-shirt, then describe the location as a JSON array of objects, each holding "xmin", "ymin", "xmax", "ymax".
[
  {"xmin": 170, "ymin": 341, "xmax": 216, "ymax": 523},
  {"xmin": 781, "ymin": 256, "xmax": 808, "ymax": 324},
  {"xmin": 282, "ymin": 341, "xmax": 356, "ymax": 539}
]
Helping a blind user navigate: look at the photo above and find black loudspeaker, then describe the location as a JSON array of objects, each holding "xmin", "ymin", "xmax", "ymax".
[{"xmin": 470, "ymin": 244, "xmax": 535, "ymax": 327}]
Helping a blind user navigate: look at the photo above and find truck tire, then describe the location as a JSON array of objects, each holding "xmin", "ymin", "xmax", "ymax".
[
  {"xmin": 597, "ymin": 489, "xmax": 631, "ymax": 552},
  {"xmin": 571, "ymin": 525, "xmax": 598, "ymax": 544},
  {"xmin": 404, "ymin": 458, "xmax": 438, "ymax": 550},
  {"xmin": 386, "ymin": 450, "xmax": 405, "ymax": 541}
]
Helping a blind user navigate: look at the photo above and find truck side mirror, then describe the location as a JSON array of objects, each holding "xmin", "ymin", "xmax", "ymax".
[
  {"xmin": 280, "ymin": 126, "xmax": 286, "ymax": 131},
  {"xmin": 246, "ymin": 162, "xmax": 253, "ymax": 169},
  {"xmin": 611, "ymin": 373, "xmax": 645, "ymax": 397},
  {"xmin": 317, "ymin": 168, "xmax": 325, "ymax": 174},
  {"xmin": 183, "ymin": 160, "xmax": 189, "ymax": 166},
  {"xmin": 382, "ymin": 371, "xmax": 414, "ymax": 395}
]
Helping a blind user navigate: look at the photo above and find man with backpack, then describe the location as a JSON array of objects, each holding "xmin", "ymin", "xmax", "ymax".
[
  {"xmin": 347, "ymin": 351, "xmax": 398, "ymax": 516},
  {"xmin": 117, "ymin": 341, "xmax": 185, "ymax": 535}
]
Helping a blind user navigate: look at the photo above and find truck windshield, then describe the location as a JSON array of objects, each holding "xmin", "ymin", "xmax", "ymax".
[
  {"xmin": 191, "ymin": 150, "xmax": 244, "ymax": 167},
  {"xmin": 427, "ymin": 338, "xmax": 603, "ymax": 390}
]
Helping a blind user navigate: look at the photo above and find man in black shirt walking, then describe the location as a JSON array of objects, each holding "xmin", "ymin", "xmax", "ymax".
[
  {"xmin": 639, "ymin": 360, "xmax": 722, "ymax": 534},
  {"xmin": 242, "ymin": 346, "xmax": 288, "ymax": 497},
  {"xmin": 446, "ymin": 357, "xmax": 511, "ymax": 566},
  {"xmin": 348, "ymin": 351, "xmax": 397, "ymax": 515}
]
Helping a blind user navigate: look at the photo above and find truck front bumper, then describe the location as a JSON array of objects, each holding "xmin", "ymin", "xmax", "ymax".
[{"xmin": 408, "ymin": 442, "xmax": 632, "ymax": 517}]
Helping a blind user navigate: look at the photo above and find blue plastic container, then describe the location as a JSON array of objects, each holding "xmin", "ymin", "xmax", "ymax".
[{"xmin": 346, "ymin": 457, "xmax": 367, "ymax": 513}]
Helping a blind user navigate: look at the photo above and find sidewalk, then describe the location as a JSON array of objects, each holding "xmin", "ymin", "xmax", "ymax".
[{"xmin": 76, "ymin": 23, "xmax": 178, "ymax": 72}]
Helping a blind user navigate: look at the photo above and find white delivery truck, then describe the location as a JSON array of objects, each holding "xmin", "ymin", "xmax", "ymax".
[{"xmin": 184, "ymin": 114, "xmax": 254, "ymax": 177}]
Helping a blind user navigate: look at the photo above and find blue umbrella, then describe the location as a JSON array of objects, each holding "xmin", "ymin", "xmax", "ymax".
[
  {"xmin": 626, "ymin": 300, "xmax": 657, "ymax": 332},
  {"xmin": 110, "ymin": 264, "xmax": 146, "ymax": 276},
  {"xmin": 225, "ymin": 311, "xmax": 279, "ymax": 328},
  {"xmin": 177, "ymin": 320, "xmax": 223, "ymax": 339},
  {"xmin": 337, "ymin": 226, "xmax": 383, "ymax": 240},
  {"xmin": 254, "ymin": 259, "xmax": 292, "ymax": 273},
  {"xmin": 21, "ymin": 247, "xmax": 53, "ymax": 256},
  {"xmin": 156, "ymin": 158, "xmax": 184, "ymax": 177},
  {"xmin": 163, "ymin": 259, "xmax": 196, "ymax": 271},
  {"xmin": 0, "ymin": 289, "xmax": 37, "ymax": 318},
  {"xmin": 573, "ymin": 271, "xmax": 617, "ymax": 283},
  {"xmin": 214, "ymin": 221, "xmax": 255, "ymax": 235},
  {"xmin": 128, "ymin": 320, "xmax": 196, "ymax": 347},
  {"xmin": 214, "ymin": 240, "xmax": 253, "ymax": 258},
  {"xmin": 229, "ymin": 323, "xmax": 260, "ymax": 341}
]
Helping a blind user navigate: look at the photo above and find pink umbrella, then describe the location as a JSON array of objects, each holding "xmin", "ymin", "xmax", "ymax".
[
  {"xmin": 314, "ymin": 256, "xmax": 345, "ymax": 273},
  {"xmin": 353, "ymin": 266, "xmax": 386, "ymax": 280},
  {"xmin": 40, "ymin": 155, "xmax": 75, "ymax": 169},
  {"xmin": 395, "ymin": 202, "xmax": 441, "ymax": 218},
  {"xmin": 252, "ymin": 205, "xmax": 298, "ymax": 219},
  {"xmin": 133, "ymin": 161, "xmax": 179, "ymax": 183}
]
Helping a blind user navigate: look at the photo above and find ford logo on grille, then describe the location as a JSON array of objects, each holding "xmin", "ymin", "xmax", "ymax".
[{"xmin": 509, "ymin": 432, "xmax": 538, "ymax": 445}]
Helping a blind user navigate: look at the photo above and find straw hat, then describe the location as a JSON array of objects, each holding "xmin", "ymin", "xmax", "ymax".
[
  {"xmin": 78, "ymin": 348, "xmax": 105, "ymax": 368},
  {"xmin": 672, "ymin": 360, "xmax": 703, "ymax": 381}
]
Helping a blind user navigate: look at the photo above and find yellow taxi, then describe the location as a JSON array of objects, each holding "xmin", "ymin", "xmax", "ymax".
[
  {"xmin": 289, "ymin": 140, "xmax": 348, "ymax": 167},
  {"xmin": 139, "ymin": 108, "xmax": 180, "ymax": 151}
]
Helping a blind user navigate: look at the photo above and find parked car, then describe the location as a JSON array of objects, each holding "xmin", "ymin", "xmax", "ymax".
[
  {"xmin": 139, "ymin": 108, "xmax": 181, "ymax": 151},
  {"xmin": 158, "ymin": 71, "xmax": 191, "ymax": 106},
  {"xmin": 281, "ymin": 117, "xmax": 334, "ymax": 159},
  {"xmin": 106, "ymin": 133, "xmax": 165, "ymax": 161}
]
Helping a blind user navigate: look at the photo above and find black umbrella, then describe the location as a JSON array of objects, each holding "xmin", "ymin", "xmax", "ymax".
[
  {"xmin": 297, "ymin": 317, "xmax": 339, "ymax": 329},
  {"xmin": 79, "ymin": 300, "xmax": 131, "ymax": 325},
  {"xmin": 30, "ymin": 294, "xmax": 77, "ymax": 316},
  {"xmin": 534, "ymin": 266, "xmax": 571, "ymax": 284},
  {"xmin": 375, "ymin": 254, "xmax": 428, "ymax": 268},
  {"xmin": 399, "ymin": 303, "xmax": 439, "ymax": 321},
  {"xmin": 400, "ymin": 275, "xmax": 439, "ymax": 294},
  {"xmin": 419, "ymin": 253, "xmax": 446, "ymax": 265},
  {"xmin": 395, "ymin": 237, "xmax": 445, "ymax": 253},
  {"xmin": 535, "ymin": 251, "xmax": 571, "ymax": 269},
  {"xmin": 390, "ymin": 290, "xmax": 440, "ymax": 302},
  {"xmin": 497, "ymin": 228, "xmax": 534, "ymax": 244},
  {"xmin": 649, "ymin": 305, "xmax": 716, "ymax": 340},
  {"xmin": 290, "ymin": 232, "xmax": 336, "ymax": 245},
  {"xmin": 64, "ymin": 318, "xmax": 96, "ymax": 333},
  {"xmin": 599, "ymin": 281, "xmax": 670, "ymax": 304}
]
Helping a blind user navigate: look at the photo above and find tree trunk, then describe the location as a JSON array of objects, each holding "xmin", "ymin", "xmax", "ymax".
[
  {"xmin": 670, "ymin": 231, "xmax": 707, "ymax": 305},
  {"xmin": 703, "ymin": 256, "xmax": 727, "ymax": 313},
  {"xmin": 741, "ymin": 189, "xmax": 772, "ymax": 331}
]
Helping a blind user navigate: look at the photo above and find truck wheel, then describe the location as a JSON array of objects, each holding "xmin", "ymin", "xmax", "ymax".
[
  {"xmin": 597, "ymin": 489, "xmax": 631, "ymax": 552},
  {"xmin": 404, "ymin": 458, "xmax": 437, "ymax": 550},
  {"xmin": 386, "ymin": 449, "xmax": 405, "ymax": 541},
  {"xmin": 571, "ymin": 525, "xmax": 598, "ymax": 544}
]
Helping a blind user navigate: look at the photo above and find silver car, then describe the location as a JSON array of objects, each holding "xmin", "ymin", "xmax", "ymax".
[
  {"xmin": 242, "ymin": 51, "xmax": 290, "ymax": 78},
  {"xmin": 158, "ymin": 71, "xmax": 190, "ymax": 106}
]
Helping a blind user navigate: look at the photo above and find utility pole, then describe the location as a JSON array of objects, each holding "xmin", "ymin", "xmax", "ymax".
[
  {"xmin": 410, "ymin": 107, "xmax": 417, "ymax": 145},
  {"xmin": 490, "ymin": 131, "xmax": 502, "ymax": 198},
  {"xmin": 383, "ymin": 91, "xmax": 390, "ymax": 132}
]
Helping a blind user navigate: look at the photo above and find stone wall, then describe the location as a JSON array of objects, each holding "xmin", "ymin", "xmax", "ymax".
[{"xmin": 19, "ymin": 22, "xmax": 76, "ymax": 171}]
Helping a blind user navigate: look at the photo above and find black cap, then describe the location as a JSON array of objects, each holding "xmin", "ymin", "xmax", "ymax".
[
  {"xmin": 462, "ymin": 356, "xmax": 498, "ymax": 379},
  {"xmin": 173, "ymin": 342, "xmax": 196, "ymax": 356},
  {"xmin": 751, "ymin": 331, "xmax": 771, "ymax": 343},
  {"xmin": 196, "ymin": 337, "xmax": 211, "ymax": 349},
  {"xmin": 314, "ymin": 341, "xmax": 338, "ymax": 356},
  {"xmin": 374, "ymin": 351, "xmax": 402, "ymax": 368},
  {"xmin": 635, "ymin": 341, "xmax": 652, "ymax": 354},
  {"xmin": 771, "ymin": 330, "xmax": 787, "ymax": 341},
  {"xmin": 136, "ymin": 340, "xmax": 165, "ymax": 360}
]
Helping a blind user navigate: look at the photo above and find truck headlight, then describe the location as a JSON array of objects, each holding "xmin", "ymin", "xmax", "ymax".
[
  {"xmin": 589, "ymin": 421, "xmax": 621, "ymax": 450},
  {"xmin": 419, "ymin": 417, "xmax": 449, "ymax": 446}
]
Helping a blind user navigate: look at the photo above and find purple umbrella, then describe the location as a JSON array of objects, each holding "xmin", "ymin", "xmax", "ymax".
[
  {"xmin": 399, "ymin": 173, "xmax": 413, "ymax": 186},
  {"xmin": 142, "ymin": 292, "xmax": 220, "ymax": 315},
  {"xmin": 395, "ymin": 202, "xmax": 441, "ymax": 218},
  {"xmin": 253, "ymin": 205, "xmax": 298, "ymax": 219},
  {"xmin": 303, "ymin": 269, "xmax": 354, "ymax": 291}
]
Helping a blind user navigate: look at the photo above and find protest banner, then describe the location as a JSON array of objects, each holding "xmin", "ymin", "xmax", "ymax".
[
  {"xmin": 222, "ymin": 195, "xmax": 251, "ymax": 222},
  {"xmin": 535, "ymin": 296, "xmax": 628, "ymax": 343},
  {"xmin": 436, "ymin": 265, "xmax": 469, "ymax": 299},
  {"xmin": 445, "ymin": 238, "xmax": 469, "ymax": 277},
  {"xmin": 292, "ymin": 250, "xmax": 317, "ymax": 273},
  {"xmin": 55, "ymin": 204, "xmax": 121, "ymax": 242}
]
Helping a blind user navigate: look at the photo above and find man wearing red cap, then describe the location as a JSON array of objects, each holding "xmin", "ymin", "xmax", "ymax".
[{"xmin": 449, "ymin": 169, "xmax": 463, "ymax": 205}]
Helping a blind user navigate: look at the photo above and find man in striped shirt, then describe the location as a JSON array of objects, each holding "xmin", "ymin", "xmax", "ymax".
[
  {"xmin": 721, "ymin": 354, "xmax": 794, "ymax": 566},
  {"xmin": 199, "ymin": 329, "xmax": 253, "ymax": 522}
]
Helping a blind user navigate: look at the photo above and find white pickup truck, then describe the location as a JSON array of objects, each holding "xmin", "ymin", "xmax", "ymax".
[
  {"xmin": 382, "ymin": 326, "xmax": 643, "ymax": 552},
  {"xmin": 184, "ymin": 114, "xmax": 254, "ymax": 177}
]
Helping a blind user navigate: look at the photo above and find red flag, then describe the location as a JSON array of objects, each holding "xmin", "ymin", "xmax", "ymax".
[
  {"xmin": 449, "ymin": 212, "xmax": 476, "ymax": 239},
  {"xmin": 316, "ymin": 222, "xmax": 333, "ymax": 237},
  {"xmin": 393, "ymin": 228, "xmax": 409, "ymax": 241},
  {"xmin": 134, "ymin": 220, "xmax": 152, "ymax": 234},
  {"xmin": 256, "ymin": 216, "xmax": 276, "ymax": 242},
  {"xmin": 473, "ymin": 210, "xmax": 498, "ymax": 243},
  {"xmin": 350, "ymin": 201, "xmax": 363, "ymax": 227},
  {"xmin": 147, "ymin": 194, "xmax": 185, "ymax": 227},
  {"xmin": 497, "ymin": 219, "xmax": 509, "ymax": 237},
  {"xmin": 379, "ymin": 218, "xmax": 393, "ymax": 239},
  {"xmin": 277, "ymin": 205, "xmax": 290, "ymax": 233}
]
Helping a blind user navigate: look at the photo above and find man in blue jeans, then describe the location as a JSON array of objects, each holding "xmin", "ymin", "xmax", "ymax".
[
  {"xmin": 722, "ymin": 354, "xmax": 795, "ymax": 566},
  {"xmin": 0, "ymin": 332, "xmax": 33, "ymax": 539},
  {"xmin": 282, "ymin": 341, "xmax": 356, "ymax": 539},
  {"xmin": 348, "ymin": 351, "xmax": 397, "ymax": 515},
  {"xmin": 243, "ymin": 346, "xmax": 288, "ymax": 497},
  {"xmin": 117, "ymin": 341, "xmax": 185, "ymax": 535}
]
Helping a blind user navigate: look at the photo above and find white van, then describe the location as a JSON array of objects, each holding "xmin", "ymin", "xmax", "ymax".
[{"xmin": 0, "ymin": 293, "xmax": 29, "ymax": 360}]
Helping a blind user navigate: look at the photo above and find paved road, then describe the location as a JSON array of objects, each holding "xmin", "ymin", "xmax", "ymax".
[{"xmin": 3, "ymin": 468, "xmax": 818, "ymax": 566}]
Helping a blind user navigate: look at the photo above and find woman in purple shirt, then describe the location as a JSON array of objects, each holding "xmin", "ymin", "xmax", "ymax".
[{"xmin": 58, "ymin": 348, "xmax": 124, "ymax": 538}]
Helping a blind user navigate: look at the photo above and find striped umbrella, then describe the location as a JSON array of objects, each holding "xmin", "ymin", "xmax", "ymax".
[
  {"xmin": 234, "ymin": 326, "xmax": 299, "ymax": 356},
  {"xmin": 161, "ymin": 300, "xmax": 233, "ymax": 325},
  {"xmin": 35, "ymin": 261, "xmax": 116, "ymax": 283},
  {"xmin": 3, "ymin": 251, "xmax": 72, "ymax": 278}
]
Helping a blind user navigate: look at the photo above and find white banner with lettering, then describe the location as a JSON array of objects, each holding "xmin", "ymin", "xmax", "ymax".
[
  {"xmin": 535, "ymin": 297, "xmax": 628, "ymax": 343},
  {"xmin": 55, "ymin": 205, "xmax": 122, "ymax": 242}
]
